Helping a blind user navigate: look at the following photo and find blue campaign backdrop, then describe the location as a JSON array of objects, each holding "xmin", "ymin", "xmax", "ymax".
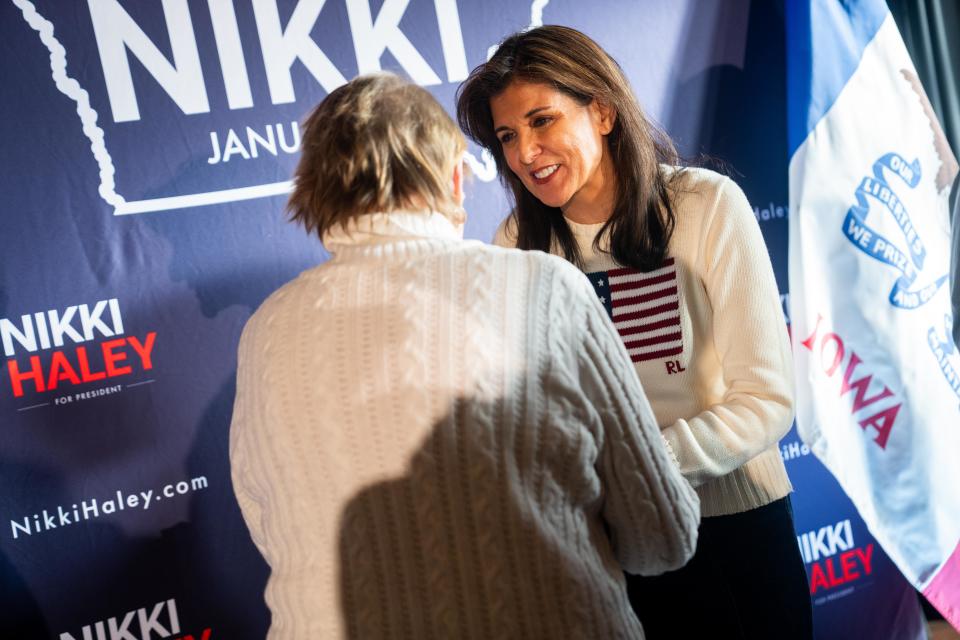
[{"xmin": 0, "ymin": 0, "xmax": 923, "ymax": 637}]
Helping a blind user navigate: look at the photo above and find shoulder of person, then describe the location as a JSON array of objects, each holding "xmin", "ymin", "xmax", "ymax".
[
  {"xmin": 535, "ymin": 251, "xmax": 603, "ymax": 312},
  {"xmin": 470, "ymin": 240, "xmax": 595, "ymax": 303},
  {"xmin": 666, "ymin": 165, "xmax": 753, "ymax": 224},
  {"xmin": 470, "ymin": 238, "xmax": 573, "ymax": 273},
  {"xmin": 491, "ymin": 212, "xmax": 519, "ymax": 248},
  {"xmin": 241, "ymin": 264, "xmax": 325, "ymax": 337},
  {"xmin": 666, "ymin": 165, "xmax": 733, "ymax": 200}
]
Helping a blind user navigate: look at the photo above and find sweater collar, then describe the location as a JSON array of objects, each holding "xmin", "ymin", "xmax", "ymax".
[
  {"xmin": 563, "ymin": 216, "xmax": 606, "ymax": 236},
  {"xmin": 322, "ymin": 210, "xmax": 464, "ymax": 259},
  {"xmin": 564, "ymin": 215, "xmax": 611, "ymax": 262}
]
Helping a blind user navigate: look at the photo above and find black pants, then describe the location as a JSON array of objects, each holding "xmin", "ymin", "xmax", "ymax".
[{"xmin": 626, "ymin": 496, "xmax": 813, "ymax": 639}]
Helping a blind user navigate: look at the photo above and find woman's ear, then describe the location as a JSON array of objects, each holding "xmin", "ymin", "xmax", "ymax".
[{"xmin": 594, "ymin": 99, "xmax": 617, "ymax": 136}]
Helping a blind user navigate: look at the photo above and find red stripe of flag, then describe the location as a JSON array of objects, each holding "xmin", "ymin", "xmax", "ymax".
[
  {"xmin": 623, "ymin": 332, "xmax": 682, "ymax": 350},
  {"xmin": 609, "ymin": 271, "xmax": 675, "ymax": 292},
  {"xmin": 617, "ymin": 316, "xmax": 681, "ymax": 336},
  {"xmin": 614, "ymin": 285, "xmax": 678, "ymax": 308},
  {"xmin": 608, "ymin": 258, "xmax": 675, "ymax": 278},
  {"xmin": 630, "ymin": 345, "xmax": 684, "ymax": 362},
  {"xmin": 614, "ymin": 300, "xmax": 680, "ymax": 323}
]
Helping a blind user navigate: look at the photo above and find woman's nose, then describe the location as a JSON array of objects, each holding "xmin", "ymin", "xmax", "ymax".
[{"xmin": 517, "ymin": 131, "xmax": 540, "ymax": 165}]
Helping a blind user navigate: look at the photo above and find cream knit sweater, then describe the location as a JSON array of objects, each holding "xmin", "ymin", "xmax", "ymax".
[
  {"xmin": 495, "ymin": 168, "xmax": 795, "ymax": 517},
  {"xmin": 230, "ymin": 211, "xmax": 700, "ymax": 639}
]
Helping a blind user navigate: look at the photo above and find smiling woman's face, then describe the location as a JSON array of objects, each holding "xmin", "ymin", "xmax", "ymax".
[{"xmin": 490, "ymin": 80, "xmax": 616, "ymax": 221}]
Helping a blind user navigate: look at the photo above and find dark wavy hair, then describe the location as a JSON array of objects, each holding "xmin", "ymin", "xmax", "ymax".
[{"xmin": 457, "ymin": 25, "xmax": 681, "ymax": 270}]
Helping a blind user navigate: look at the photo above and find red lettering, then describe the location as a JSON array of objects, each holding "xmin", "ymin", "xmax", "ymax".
[
  {"xmin": 859, "ymin": 405, "xmax": 900, "ymax": 449},
  {"xmin": 825, "ymin": 556, "xmax": 847, "ymax": 587},
  {"xmin": 839, "ymin": 550, "xmax": 860, "ymax": 581},
  {"xmin": 47, "ymin": 351, "xmax": 81, "ymax": 390},
  {"xmin": 809, "ymin": 562, "xmax": 830, "ymax": 594},
  {"xmin": 801, "ymin": 314, "xmax": 823, "ymax": 351},
  {"xmin": 803, "ymin": 315, "xmax": 901, "ymax": 450},
  {"xmin": 666, "ymin": 361, "xmax": 676, "ymax": 374},
  {"xmin": 840, "ymin": 353, "xmax": 894, "ymax": 412},
  {"xmin": 5, "ymin": 334, "xmax": 156, "ymax": 398},
  {"xmin": 855, "ymin": 543, "xmax": 875, "ymax": 575},
  {"xmin": 101, "ymin": 338, "xmax": 132, "ymax": 376},
  {"xmin": 76, "ymin": 346, "xmax": 106, "ymax": 382},
  {"xmin": 820, "ymin": 333, "xmax": 844, "ymax": 376},
  {"xmin": 808, "ymin": 544, "xmax": 875, "ymax": 595},
  {"xmin": 176, "ymin": 630, "xmax": 212, "ymax": 640},
  {"xmin": 128, "ymin": 332, "xmax": 156, "ymax": 369},
  {"xmin": 7, "ymin": 356, "xmax": 45, "ymax": 397}
]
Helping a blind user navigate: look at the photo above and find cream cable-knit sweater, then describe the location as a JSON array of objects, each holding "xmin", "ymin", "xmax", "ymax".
[
  {"xmin": 495, "ymin": 168, "xmax": 795, "ymax": 517},
  {"xmin": 230, "ymin": 210, "xmax": 700, "ymax": 639}
]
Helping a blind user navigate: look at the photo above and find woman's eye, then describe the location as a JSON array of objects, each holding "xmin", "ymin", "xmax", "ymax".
[
  {"xmin": 498, "ymin": 132, "xmax": 515, "ymax": 144},
  {"xmin": 532, "ymin": 116, "xmax": 551, "ymax": 127}
]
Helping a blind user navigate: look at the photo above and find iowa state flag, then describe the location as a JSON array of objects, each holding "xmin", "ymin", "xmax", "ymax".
[{"xmin": 788, "ymin": 0, "xmax": 960, "ymax": 629}]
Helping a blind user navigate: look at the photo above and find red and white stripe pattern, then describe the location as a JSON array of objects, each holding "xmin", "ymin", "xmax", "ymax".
[{"xmin": 587, "ymin": 258, "xmax": 682, "ymax": 363}]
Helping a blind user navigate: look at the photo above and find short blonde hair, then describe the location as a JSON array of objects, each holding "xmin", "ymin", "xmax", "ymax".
[{"xmin": 289, "ymin": 73, "xmax": 466, "ymax": 238}]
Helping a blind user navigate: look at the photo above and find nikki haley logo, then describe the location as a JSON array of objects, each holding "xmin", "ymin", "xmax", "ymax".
[
  {"xmin": 59, "ymin": 598, "xmax": 211, "ymax": 640},
  {"xmin": 11, "ymin": 0, "xmax": 561, "ymax": 215},
  {"xmin": 587, "ymin": 258, "xmax": 684, "ymax": 366},
  {"xmin": 1, "ymin": 298, "xmax": 157, "ymax": 406},
  {"xmin": 797, "ymin": 519, "xmax": 874, "ymax": 599}
]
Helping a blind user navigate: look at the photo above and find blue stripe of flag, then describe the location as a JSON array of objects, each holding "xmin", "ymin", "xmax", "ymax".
[{"xmin": 786, "ymin": 0, "xmax": 889, "ymax": 158}]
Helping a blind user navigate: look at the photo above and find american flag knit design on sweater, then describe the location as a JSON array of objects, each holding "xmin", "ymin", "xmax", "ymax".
[{"xmin": 588, "ymin": 258, "xmax": 682, "ymax": 363}]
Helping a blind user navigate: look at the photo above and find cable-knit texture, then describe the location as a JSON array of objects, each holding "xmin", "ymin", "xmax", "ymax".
[
  {"xmin": 230, "ymin": 210, "xmax": 700, "ymax": 639},
  {"xmin": 494, "ymin": 167, "xmax": 795, "ymax": 517}
]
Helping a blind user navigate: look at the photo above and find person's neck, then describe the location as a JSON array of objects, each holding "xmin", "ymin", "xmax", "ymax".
[
  {"xmin": 563, "ymin": 203, "xmax": 613, "ymax": 225},
  {"xmin": 560, "ymin": 151, "xmax": 617, "ymax": 225}
]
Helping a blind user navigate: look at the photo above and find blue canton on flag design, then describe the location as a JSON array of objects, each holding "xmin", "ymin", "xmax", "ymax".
[{"xmin": 586, "ymin": 258, "xmax": 682, "ymax": 363}]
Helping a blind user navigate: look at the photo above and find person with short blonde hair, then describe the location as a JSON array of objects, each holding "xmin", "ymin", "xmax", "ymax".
[
  {"xmin": 230, "ymin": 72, "xmax": 699, "ymax": 639},
  {"xmin": 289, "ymin": 72, "xmax": 467, "ymax": 237}
]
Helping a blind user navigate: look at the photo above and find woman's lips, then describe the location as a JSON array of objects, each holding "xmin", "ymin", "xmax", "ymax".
[{"xmin": 530, "ymin": 164, "xmax": 560, "ymax": 185}]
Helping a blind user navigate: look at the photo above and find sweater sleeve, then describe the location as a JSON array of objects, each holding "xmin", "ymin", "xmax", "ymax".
[
  {"xmin": 661, "ymin": 177, "xmax": 795, "ymax": 487},
  {"xmin": 229, "ymin": 320, "xmax": 270, "ymax": 554},
  {"xmin": 565, "ymin": 270, "xmax": 700, "ymax": 575}
]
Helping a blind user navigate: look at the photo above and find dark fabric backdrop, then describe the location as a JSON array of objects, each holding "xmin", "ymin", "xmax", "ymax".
[{"xmin": 888, "ymin": 0, "xmax": 960, "ymax": 158}]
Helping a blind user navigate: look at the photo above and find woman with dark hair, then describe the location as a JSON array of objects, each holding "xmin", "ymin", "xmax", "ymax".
[{"xmin": 458, "ymin": 25, "xmax": 813, "ymax": 639}]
